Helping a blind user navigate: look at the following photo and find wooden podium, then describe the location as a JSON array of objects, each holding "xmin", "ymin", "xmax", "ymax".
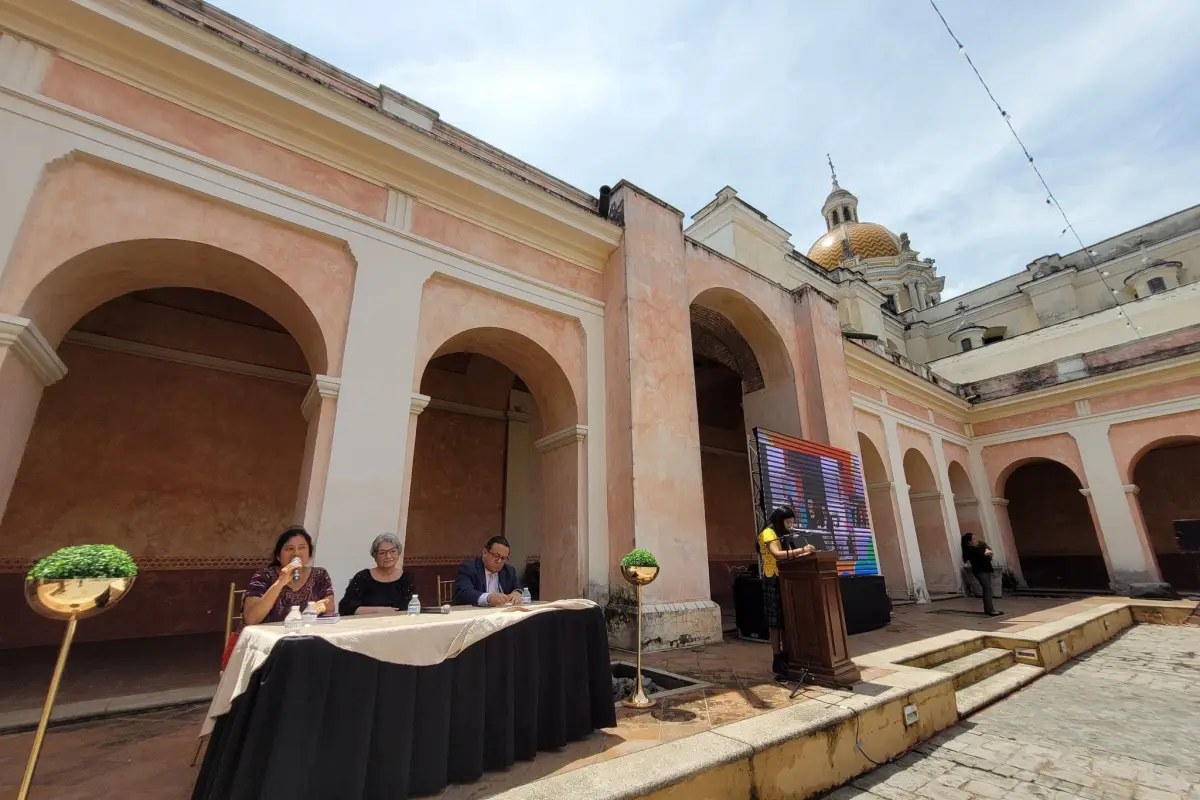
[{"xmin": 778, "ymin": 551, "xmax": 861, "ymax": 688}]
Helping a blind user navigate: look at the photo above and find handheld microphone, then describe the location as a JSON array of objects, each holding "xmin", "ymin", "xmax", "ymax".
[{"xmin": 289, "ymin": 556, "xmax": 301, "ymax": 582}]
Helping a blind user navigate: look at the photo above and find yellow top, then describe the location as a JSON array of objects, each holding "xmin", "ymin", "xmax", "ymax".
[{"xmin": 758, "ymin": 528, "xmax": 780, "ymax": 578}]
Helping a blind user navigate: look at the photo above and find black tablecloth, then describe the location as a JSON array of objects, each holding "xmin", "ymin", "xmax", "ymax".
[{"xmin": 192, "ymin": 607, "xmax": 616, "ymax": 799}]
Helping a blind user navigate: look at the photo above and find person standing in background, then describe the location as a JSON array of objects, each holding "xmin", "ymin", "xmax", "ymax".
[{"xmin": 961, "ymin": 532, "xmax": 1002, "ymax": 617}]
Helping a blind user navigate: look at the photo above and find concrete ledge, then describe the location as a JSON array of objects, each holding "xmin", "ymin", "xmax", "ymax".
[
  {"xmin": 488, "ymin": 731, "xmax": 754, "ymax": 800},
  {"xmin": 0, "ymin": 685, "xmax": 215, "ymax": 734},
  {"xmin": 608, "ymin": 599, "xmax": 722, "ymax": 652}
]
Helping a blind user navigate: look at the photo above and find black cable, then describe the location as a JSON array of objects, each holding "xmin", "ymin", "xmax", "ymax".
[{"xmin": 927, "ymin": 0, "xmax": 1144, "ymax": 338}]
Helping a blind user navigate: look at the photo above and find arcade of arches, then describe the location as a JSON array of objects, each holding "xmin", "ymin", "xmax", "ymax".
[{"xmin": 1133, "ymin": 440, "xmax": 1200, "ymax": 591}]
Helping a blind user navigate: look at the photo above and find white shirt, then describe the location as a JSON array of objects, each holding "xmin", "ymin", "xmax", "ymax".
[{"xmin": 476, "ymin": 568, "xmax": 501, "ymax": 606}]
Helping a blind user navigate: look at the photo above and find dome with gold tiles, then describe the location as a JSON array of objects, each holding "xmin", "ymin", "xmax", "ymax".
[{"xmin": 807, "ymin": 221, "xmax": 901, "ymax": 270}]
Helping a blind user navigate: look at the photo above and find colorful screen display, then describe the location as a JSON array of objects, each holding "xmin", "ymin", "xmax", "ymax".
[{"xmin": 752, "ymin": 428, "xmax": 879, "ymax": 577}]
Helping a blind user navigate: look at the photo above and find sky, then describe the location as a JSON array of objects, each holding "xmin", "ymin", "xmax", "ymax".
[{"xmin": 216, "ymin": 0, "xmax": 1200, "ymax": 298}]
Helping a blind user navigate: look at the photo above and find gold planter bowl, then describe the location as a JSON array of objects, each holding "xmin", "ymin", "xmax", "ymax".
[
  {"xmin": 620, "ymin": 565, "xmax": 659, "ymax": 586},
  {"xmin": 24, "ymin": 576, "xmax": 135, "ymax": 621}
]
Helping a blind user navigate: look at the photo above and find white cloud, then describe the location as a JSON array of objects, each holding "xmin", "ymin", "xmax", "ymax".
[{"xmin": 218, "ymin": 0, "xmax": 1200, "ymax": 295}]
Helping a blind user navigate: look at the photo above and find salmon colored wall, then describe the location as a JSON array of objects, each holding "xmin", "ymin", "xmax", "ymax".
[
  {"xmin": 857, "ymin": 432, "xmax": 907, "ymax": 596},
  {"xmin": 982, "ymin": 434, "xmax": 1086, "ymax": 497},
  {"xmin": 2, "ymin": 343, "xmax": 306, "ymax": 561},
  {"xmin": 0, "ymin": 158, "xmax": 352, "ymax": 375},
  {"xmin": 42, "ymin": 58, "xmax": 388, "ymax": 220},
  {"xmin": 850, "ymin": 378, "xmax": 882, "ymax": 401},
  {"xmin": 896, "ymin": 425, "xmax": 937, "ymax": 478},
  {"xmin": 1091, "ymin": 375, "xmax": 1200, "ymax": 415},
  {"xmin": 973, "ymin": 404, "xmax": 1077, "ymax": 437},
  {"xmin": 413, "ymin": 276, "xmax": 583, "ymax": 432},
  {"xmin": 793, "ymin": 288, "xmax": 858, "ymax": 452},
  {"xmin": 700, "ymin": 452, "xmax": 756, "ymax": 557},
  {"xmin": 902, "ymin": 448, "xmax": 956, "ymax": 592},
  {"xmin": 406, "ymin": 355, "xmax": 514, "ymax": 562},
  {"xmin": 411, "ymin": 203, "xmax": 602, "ymax": 300},
  {"xmin": 932, "ymin": 412, "xmax": 966, "ymax": 437},
  {"xmin": 886, "ymin": 393, "xmax": 930, "ymax": 423},
  {"xmin": 853, "ymin": 410, "xmax": 890, "ymax": 479},
  {"xmin": 1108, "ymin": 410, "xmax": 1200, "ymax": 483},
  {"xmin": 603, "ymin": 239, "xmax": 636, "ymax": 586}
]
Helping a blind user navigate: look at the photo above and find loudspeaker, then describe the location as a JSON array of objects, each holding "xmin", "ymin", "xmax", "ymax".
[
  {"xmin": 733, "ymin": 574, "xmax": 769, "ymax": 642},
  {"xmin": 1127, "ymin": 582, "xmax": 1181, "ymax": 600}
]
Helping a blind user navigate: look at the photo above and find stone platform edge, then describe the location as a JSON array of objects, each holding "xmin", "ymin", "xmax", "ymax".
[{"xmin": 492, "ymin": 598, "xmax": 1198, "ymax": 800}]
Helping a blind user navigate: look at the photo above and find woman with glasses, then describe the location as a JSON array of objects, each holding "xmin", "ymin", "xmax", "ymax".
[{"xmin": 338, "ymin": 533, "xmax": 416, "ymax": 616}]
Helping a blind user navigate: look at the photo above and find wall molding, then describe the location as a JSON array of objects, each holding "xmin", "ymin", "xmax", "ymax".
[
  {"xmin": 1123, "ymin": 484, "xmax": 1140, "ymax": 495},
  {"xmin": 534, "ymin": 424, "xmax": 588, "ymax": 454},
  {"xmin": 909, "ymin": 490, "xmax": 944, "ymax": 501},
  {"xmin": 974, "ymin": 392, "xmax": 1200, "ymax": 448},
  {"xmin": 0, "ymin": 555, "xmax": 264, "ymax": 573},
  {"xmin": 700, "ymin": 444, "xmax": 746, "ymax": 459},
  {"xmin": 991, "ymin": 498, "xmax": 1010, "ymax": 507},
  {"xmin": 0, "ymin": 314, "xmax": 68, "ymax": 386},
  {"xmin": 410, "ymin": 393, "xmax": 431, "ymax": 416},
  {"xmin": 301, "ymin": 374, "xmax": 341, "ymax": 420},
  {"xmin": 866, "ymin": 480, "xmax": 893, "ymax": 491},
  {"xmin": 64, "ymin": 329, "xmax": 309, "ymax": 385},
  {"xmin": 0, "ymin": 32, "xmax": 52, "ymax": 94},
  {"xmin": 853, "ymin": 395, "xmax": 970, "ymax": 447},
  {"xmin": 425, "ymin": 398, "xmax": 507, "ymax": 421}
]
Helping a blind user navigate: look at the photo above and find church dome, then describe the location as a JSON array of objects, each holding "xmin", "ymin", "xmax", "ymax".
[{"xmin": 807, "ymin": 221, "xmax": 901, "ymax": 270}]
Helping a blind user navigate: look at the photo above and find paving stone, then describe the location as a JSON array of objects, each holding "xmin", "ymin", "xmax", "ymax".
[{"xmin": 820, "ymin": 626, "xmax": 1200, "ymax": 800}]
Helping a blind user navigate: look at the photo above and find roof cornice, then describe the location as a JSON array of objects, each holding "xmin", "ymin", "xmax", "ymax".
[{"xmin": 0, "ymin": 0, "xmax": 622, "ymax": 270}]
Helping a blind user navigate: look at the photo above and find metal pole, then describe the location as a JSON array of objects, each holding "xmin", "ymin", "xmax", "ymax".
[{"xmin": 19, "ymin": 614, "xmax": 77, "ymax": 800}]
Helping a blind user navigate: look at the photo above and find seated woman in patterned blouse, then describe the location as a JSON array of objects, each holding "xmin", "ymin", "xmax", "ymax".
[
  {"xmin": 338, "ymin": 533, "xmax": 415, "ymax": 616},
  {"xmin": 243, "ymin": 526, "xmax": 336, "ymax": 625}
]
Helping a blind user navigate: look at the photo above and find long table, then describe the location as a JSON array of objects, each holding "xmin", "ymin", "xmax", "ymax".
[{"xmin": 192, "ymin": 601, "xmax": 616, "ymax": 799}]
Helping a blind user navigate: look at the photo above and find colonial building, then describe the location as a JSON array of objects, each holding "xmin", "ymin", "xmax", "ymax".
[{"xmin": 0, "ymin": 0, "xmax": 1195, "ymax": 655}]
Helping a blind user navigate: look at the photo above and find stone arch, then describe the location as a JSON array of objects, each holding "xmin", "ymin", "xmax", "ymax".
[
  {"xmin": 859, "ymin": 432, "xmax": 906, "ymax": 597},
  {"xmin": 1003, "ymin": 459, "xmax": 1109, "ymax": 590},
  {"xmin": 0, "ymin": 156, "xmax": 352, "ymax": 373},
  {"xmin": 1127, "ymin": 432, "xmax": 1200, "ymax": 591},
  {"xmin": 0, "ymin": 239, "xmax": 331, "ymax": 647},
  {"xmin": 406, "ymin": 277, "xmax": 586, "ymax": 602},
  {"xmin": 903, "ymin": 448, "xmax": 957, "ymax": 593},
  {"xmin": 984, "ymin": 433, "xmax": 1087, "ymax": 499}
]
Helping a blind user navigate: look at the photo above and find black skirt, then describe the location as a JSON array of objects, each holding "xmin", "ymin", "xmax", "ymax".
[{"xmin": 763, "ymin": 575, "xmax": 783, "ymax": 629}]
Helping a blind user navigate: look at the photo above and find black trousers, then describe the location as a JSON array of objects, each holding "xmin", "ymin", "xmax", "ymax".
[{"xmin": 975, "ymin": 570, "xmax": 996, "ymax": 614}]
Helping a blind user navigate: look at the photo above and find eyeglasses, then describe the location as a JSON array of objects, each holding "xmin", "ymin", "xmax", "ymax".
[
  {"xmin": 484, "ymin": 550, "xmax": 509, "ymax": 563},
  {"xmin": 375, "ymin": 548, "xmax": 399, "ymax": 558}
]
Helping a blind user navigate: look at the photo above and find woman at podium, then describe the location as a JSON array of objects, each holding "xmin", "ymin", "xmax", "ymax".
[{"xmin": 758, "ymin": 506, "xmax": 817, "ymax": 678}]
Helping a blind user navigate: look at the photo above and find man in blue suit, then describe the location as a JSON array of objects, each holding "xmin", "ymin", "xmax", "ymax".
[{"xmin": 454, "ymin": 536, "xmax": 523, "ymax": 606}]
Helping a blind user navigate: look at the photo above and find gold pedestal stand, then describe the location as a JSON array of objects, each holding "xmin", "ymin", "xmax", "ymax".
[
  {"xmin": 19, "ymin": 577, "xmax": 134, "ymax": 800},
  {"xmin": 620, "ymin": 564, "xmax": 660, "ymax": 709}
]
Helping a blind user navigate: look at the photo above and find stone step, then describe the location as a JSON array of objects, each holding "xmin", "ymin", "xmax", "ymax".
[
  {"xmin": 931, "ymin": 647, "xmax": 1015, "ymax": 690},
  {"xmin": 955, "ymin": 663, "xmax": 1044, "ymax": 717}
]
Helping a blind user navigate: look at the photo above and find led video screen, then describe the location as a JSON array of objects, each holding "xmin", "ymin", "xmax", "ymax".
[{"xmin": 753, "ymin": 428, "xmax": 879, "ymax": 577}]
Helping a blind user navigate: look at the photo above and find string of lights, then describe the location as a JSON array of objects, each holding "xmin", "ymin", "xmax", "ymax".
[{"xmin": 927, "ymin": 0, "xmax": 1143, "ymax": 337}]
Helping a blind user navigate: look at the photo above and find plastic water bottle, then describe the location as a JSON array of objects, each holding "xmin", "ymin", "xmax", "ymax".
[
  {"xmin": 407, "ymin": 594, "xmax": 421, "ymax": 616},
  {"xmin": 302, "ymin": 601, "xmax": 319, "ymax": 626},
  {"xmin": 521, "ymin": 587, "xmax": 532, "ymax": 605},
  {"xmin": 284, "ymin": 604, "xmax": 302, "ymax": 631}
]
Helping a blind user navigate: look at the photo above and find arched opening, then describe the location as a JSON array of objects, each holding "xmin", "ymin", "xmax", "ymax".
[
  {"xmin": 1132, "ymin": 439, "xmax": 1200, "ymax": 591},
  {"xmin": 688, "ymin": 289, "xmax": 801, "ymax": 615},
  {"xmin": 903, "ymin": 449, "xmax": 957, "ymax": 593},
  {"xmin": 947, "ymin": 461, "xmax": 982, "ymax": 542},
  {"xmin": 858, "ymin": 433, "xmax": 907, "ymax": 598},
  {"xmin": 1, "ymin": 281, "xmax": 320, "ymax": 652},
  {"xmin": 1004, "ymin": 460, "xmax": 1108, "ymax": 590},
  {"xmin": 405, "ymin": 328, "xmax": 582, "ymax": 604}
]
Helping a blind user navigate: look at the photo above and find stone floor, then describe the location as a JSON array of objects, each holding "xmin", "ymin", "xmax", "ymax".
[
  {"xmin": 0, "ymin": 593, "xmax": 1177, "ymax": 799},
  {"xmin": 821, "ymin": 624, "xmax": 1200, "ymax": 799}
]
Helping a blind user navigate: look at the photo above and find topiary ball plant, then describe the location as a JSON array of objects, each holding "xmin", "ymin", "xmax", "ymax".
[
  {"xmin": 621, "ymin": 548, "xmax": 659, "ymax": 569},
  {"xmin": 28, "ymin": 545, "xmax": 138, "ymax": 581}
]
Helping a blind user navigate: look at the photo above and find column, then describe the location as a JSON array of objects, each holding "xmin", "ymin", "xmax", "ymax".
[
  {"xmin": 502, "ymin": 392, "xmax": 536, "ymax": 579},
  {"xmin": 0, "ymin": 315, "xmax": 66, "ymax": 520},
  {"xmin": 313, "ymin": 242, "xmax": 428, "ymax": 595},
  {"xmin": 917, "ymin": 282, "xmax": 928, "ymax": 311},
  {"xmin": 792, "ymin": 285, "xmax": 859, "ymax": 452},
  {"xmin": 881, "ymin": 415, "xmax": 930, "ymax": 602},
  {"xmin": 534, "ymin": 425, "xmax": 587, "ymax": 601},
  {"xmin": 929, "ymin": 433, "xmax": 964, "ymax": 593},
  {"xmin": 0, "ymin": 33, "xmax": 61, "ymax": 287},
  {"xmin": 603, "ymin": 183, "xmax": 720, "ymax": 651},
  {"xmin": 1068, "ymin": 422, "xmax": 1158, "ymax": 588},
  {"xmin": 293, "ymin": 375, "xmax": 340, "ymax": 528}
]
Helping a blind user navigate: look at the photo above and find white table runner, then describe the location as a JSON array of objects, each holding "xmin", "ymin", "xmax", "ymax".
[{"xmin": 202, "ymin": 598, "xmax": 598, "ymax": 735}]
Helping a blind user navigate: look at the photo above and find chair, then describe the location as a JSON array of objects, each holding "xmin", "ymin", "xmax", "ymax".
[
  {"xmin": 191, "ymin": 582, "xmax": 246, "ymax": 767},
  {"xmin": 437, "ymin": 576, "xmax": 455, "ymax": 607}
]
